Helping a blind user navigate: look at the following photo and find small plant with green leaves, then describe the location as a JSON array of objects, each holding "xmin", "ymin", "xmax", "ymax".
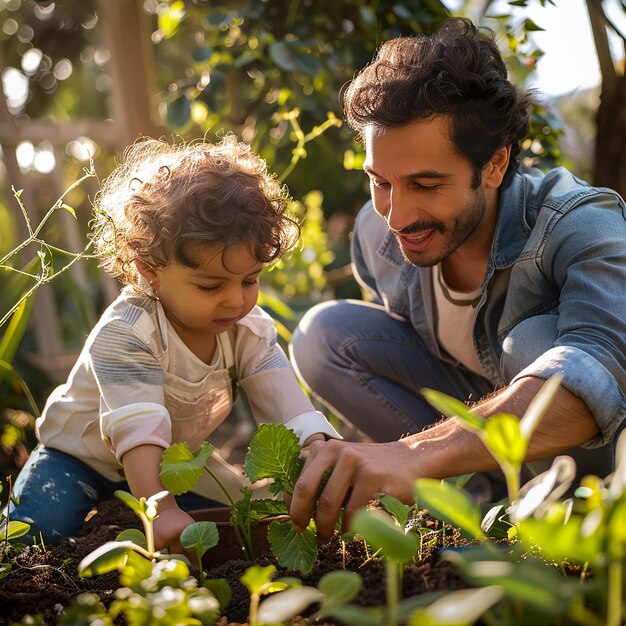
[
  {"xmin": 0, "ymin": 479, "xmax": 32, "ymax": 583},
  {"xmin": 422, "ymin": 373, "xmax": 564, "ymax": 503},
  {"xmin": 77, "ymin": 489, "xmax": 218, "ymax": 582},
  {"xmin": 406, "ymin": 375, "xmax": 626, "ymax": 626},
  {"xmin": 160, "ymin": 423, "xmax": 320, "ymax": 574},
  {"xmin": 0, "ymin": 480, "xmax": 30, "ymax": 549},
  {"xmin": 74, "ymin": 557, "xmax": 222, "ymax": 626}
]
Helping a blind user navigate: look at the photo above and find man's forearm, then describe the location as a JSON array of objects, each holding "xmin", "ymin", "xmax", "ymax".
[{"xmin": 406, "ymin": 375, "xmax": 600, "ymax": 479}]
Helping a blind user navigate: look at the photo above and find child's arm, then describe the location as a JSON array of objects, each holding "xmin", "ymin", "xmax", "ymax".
[{"xmin": 122, "ymin": 444, "xmax": 195, "ymax": 554}]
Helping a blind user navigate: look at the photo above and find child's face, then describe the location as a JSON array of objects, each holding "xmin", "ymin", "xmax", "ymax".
[{"xmin": 143, "ymin": 242, "xmax": 263, "ymax": 341}]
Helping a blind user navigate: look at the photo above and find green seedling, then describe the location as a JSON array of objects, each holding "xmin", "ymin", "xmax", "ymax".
[
  {"xmin": 422, "ymin": 373, "xmax": 563, "ymax": 502},
  {"xmin": 413, "ymin": 478, "xmax": 486, "ymax": 542},
  {"xmin": 257, "ymin": 569, "xmax": 362, "ymax": 625},
  {"xmin": 351, "ymin": 507, "xmax": 419, "ymax": 626},
  {"xmin": 77, "ymin": 490, "xmax": 198, "ymax": 578},
  {"xmin": 0, "ymin": 481, "xmax": 30, "ymax": 548},
  {"xmin": 240, "ymin": 564, "xmax": 293, "ymax": 626},
  {"xmin": 160, "ymin": 423, "xmax": 319, "ymax": 573},
  {"xmin": 180, "ymin": 521, "xmax": 219, "ymax": 584},
  {"xmin": 160, "ymin": 439, "xmax": 256, "ymax": 559}
]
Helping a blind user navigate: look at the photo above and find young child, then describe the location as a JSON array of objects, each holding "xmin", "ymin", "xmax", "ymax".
[{"xmin": 7, "ymin": 136, "xmax": 339, "ymax": 553}]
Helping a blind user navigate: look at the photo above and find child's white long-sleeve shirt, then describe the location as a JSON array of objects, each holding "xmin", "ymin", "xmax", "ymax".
[{"xmin": 36, "ymin": 287, "xmax": 340, "ymax": 502}]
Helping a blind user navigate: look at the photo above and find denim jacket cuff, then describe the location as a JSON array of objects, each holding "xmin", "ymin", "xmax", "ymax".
[{"xmin": 510, "ymin": 345, "xmax": 625, "ymax": 448}]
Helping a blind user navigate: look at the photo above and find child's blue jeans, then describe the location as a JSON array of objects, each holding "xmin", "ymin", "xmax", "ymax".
[{"xmin": 5, "ymin": 445, "xmax": 222, "ymax": 544}]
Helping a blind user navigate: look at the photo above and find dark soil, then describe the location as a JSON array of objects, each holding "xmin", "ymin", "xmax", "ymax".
[{"xmin": 0, "ymin": 498, "xmax": 469, "ymax": 625}]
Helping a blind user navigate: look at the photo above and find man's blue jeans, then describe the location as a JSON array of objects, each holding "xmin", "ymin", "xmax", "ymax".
[
  {"xmin": 290, "ymin": 299, "xmax": 494, "ymax": 442},
  {"xmin": 5, "ymin": 446, "xmax": 221, "ymax": 544}
]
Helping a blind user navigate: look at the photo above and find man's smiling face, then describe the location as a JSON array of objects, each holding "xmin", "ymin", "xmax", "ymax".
[{"xmin": 363, "ymin": 115, "xmax": 490, "ymax": 267}]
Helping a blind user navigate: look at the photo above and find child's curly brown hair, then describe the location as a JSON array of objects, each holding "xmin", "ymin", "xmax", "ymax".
[{"xmin": 91, "ymin": 135, "xmax": 300, "ymax": 287}]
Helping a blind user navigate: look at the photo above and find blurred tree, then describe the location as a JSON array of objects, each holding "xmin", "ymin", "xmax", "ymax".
[
  {"xmin": 148, "ymin": 0, "xmax": 452, "ymax": 216},
  {"xmin": 586, "ymin": 0, "xmax": 626, "ymax": 197}
]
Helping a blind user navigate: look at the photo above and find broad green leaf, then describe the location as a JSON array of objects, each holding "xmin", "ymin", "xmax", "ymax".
[
  {"xmin": 519, "ymin": 374, "xmax": 563, "ymax": 440},
  {"xmin": 317, "ymin": 570, "xmax": 362, "ymax": 610},
  {"xmin": 203, "ymin": 578, "xmax": 231, "ymax": 609},
  {"xmin": 408, "ymin": 586, "xmax": 502, "ymax": 625},
  {"xmin": 181, "ymin": 521, "xmax": 219, "ymax": 554},
  {"xmin": 482, "ymin": 413, "xmax": 526, "ymax": 467},
  {"xmin": 78, "ymin": 541, "xmax": 134, "ymax": 577},
  {"xmin": 159, "ymin": 441, "xmax": 214, "ymax": 495},
  {"xmin": 351, "ymin": 509, "xmax": 419, "ymax": 563},
  {"xmin": 413, "ymin": 479, "xmax": 485, "ymax": 540},
  {"xmin": 118, "ymin": 549, "xmax": 154, "ymax": 587},
  {"xmin": 248, "ymin": 498, "xmax": 289, "ymax": 518},
  {"xmin": 421, "ymin": 389, "xmax": 485, "ymax": 431},
  {"xmin": 269, "ymin": 41, "xmax": 296, "ymax": 72},
  {"xmin": 244, "ymin": 423, "xmax": 303, "ymax": 496},
  {"xmin": 268, "ymin": 519, "xmax": 318, "ymax": 574},
  {"xmin": 0, "ymin": 519, "xmax": 30, "ymax": 541},
  {"xmin": 241, "ymin": 564, "xmax": 277, "ymax": 596},
  {"xmin": 115, "ymin": 528, "xmax": 147, "ymax": 548},
  {"xmin": 257, "ymin": 586, "xmax": 324, "ymax": 623},
  {"xmin": 378, "ymin": 494, "xmax": 413, "ymax": 529}
]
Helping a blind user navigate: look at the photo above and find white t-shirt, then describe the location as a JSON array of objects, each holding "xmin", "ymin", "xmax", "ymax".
[
  {"xmin": 36, "ymin": 286, "xmax": 339, "ymax": 501},
  {"xmin": 432, "ymin": 264, "xmax": 486, "ymax": 377}
]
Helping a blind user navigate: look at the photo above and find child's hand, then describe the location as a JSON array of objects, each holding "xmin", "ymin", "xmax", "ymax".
[{"xmin": 153, "ymin": 505, "xmax": 196, "ymax": 556}]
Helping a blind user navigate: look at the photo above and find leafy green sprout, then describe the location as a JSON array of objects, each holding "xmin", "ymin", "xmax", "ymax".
[
  {"xmin": 351, "ymin": 507, "xmax": 419, "ymax": 626},
  {"xmin": 421, "ymin": 373, "xmax": 564, "ymax": 502},
  {"xmin": 0, "ymin": 480, "xmax": 30, "ymax": 547},
  {"xmin": 240, "ymin": 564, "xmax": 292, "ymax": 626},
  {"xmin": 78, "ymin": 489, "xmax": 216, "ymax": 580},
  {"xmin": 159, "ymin": 423, "xmax": 319, "ymax": 574},
  {"xmin": 180, "ymin": 520, "xmax": 219, "ymax": 584},
  {"xmin": 159, "ymin": 439, "xmax": 255, "ymax": 559}
]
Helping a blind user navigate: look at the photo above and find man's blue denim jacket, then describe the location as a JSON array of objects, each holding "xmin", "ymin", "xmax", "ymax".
[{"xmin": 352, "ymin": 166, "xmax": 626, "ymax": 451}]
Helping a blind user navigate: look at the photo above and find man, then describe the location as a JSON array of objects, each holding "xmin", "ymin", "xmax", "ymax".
[{"xmin": 288, "ymin": 17, "xmax": 626, "ymax": 542}]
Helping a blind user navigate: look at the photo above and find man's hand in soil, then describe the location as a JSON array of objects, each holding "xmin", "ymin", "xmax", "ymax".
[{"xmin": 290, "ymin": 437, "xmax": 423, "ymax": 543}]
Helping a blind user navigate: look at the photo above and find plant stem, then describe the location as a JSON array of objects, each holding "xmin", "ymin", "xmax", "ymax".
[
  {"xmin": 385, "ymin": 560, "xmax": 400, "ymax": 626},
  {"xmin": 502, "ymin": 464, "xmax": 520, "ymax": 502},
  {"xmin": 201, "ymin": 467, "xmax": 255, "ymax": 559},
  {"xmin": 202, "ymin": 467, "xmax": 236, "ymax": 508},
  {"xmin": 607, "ymin": 560, "xmax": 623, "ymax": 626},
  {"xmin": 141, "ymin": 514, "xmax": 156, "ymax": 556},
  {"xmin": 248, "ymin": 592, "xmax": 260, "ymax": 626}
]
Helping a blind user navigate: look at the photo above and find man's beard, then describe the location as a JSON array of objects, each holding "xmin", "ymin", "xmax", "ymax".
[{"xmin": 394, "ymin": 188, "xmax": 487, "ymax": 267}]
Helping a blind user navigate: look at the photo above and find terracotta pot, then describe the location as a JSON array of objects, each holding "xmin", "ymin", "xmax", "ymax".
[{"xmin": 190, "ymin": 507, "xmax": 290, "ymax": 566}]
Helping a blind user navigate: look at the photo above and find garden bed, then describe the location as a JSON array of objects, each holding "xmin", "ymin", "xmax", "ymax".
[{"xmin": 0, "ymin": 498, "xmax": 468, "ymax": 625}]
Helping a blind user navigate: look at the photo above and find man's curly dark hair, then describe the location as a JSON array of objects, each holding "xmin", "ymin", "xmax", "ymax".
[{"xmin": 343, "ymin": 17, "xmax": 532, "ymax": 187}]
